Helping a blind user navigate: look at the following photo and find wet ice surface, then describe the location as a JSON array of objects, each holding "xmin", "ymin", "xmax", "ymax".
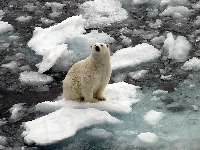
[{"xmin": 0, "ymin": 0, "xmax": 200, "ymax": 149}]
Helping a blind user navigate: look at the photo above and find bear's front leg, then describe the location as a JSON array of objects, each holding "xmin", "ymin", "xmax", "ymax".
[
  {"xmin": 81, "ymin": 87, "xmax": 98, "ymax": 103},
  {"xmin": 94, "ymin": 84, "xmax": 107, "ymax": 101}
]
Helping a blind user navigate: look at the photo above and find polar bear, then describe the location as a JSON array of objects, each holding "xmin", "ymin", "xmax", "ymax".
[{"xmin": 63, "ymin": 43, "xmax": 111, "ymax": 103}]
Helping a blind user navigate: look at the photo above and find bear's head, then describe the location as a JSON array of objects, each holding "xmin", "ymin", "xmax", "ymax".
[{"xmin": 90, "ymin": 43, "xmax": 110, "ymax": 62}]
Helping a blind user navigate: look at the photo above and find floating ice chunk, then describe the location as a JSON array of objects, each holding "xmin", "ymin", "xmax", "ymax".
[
  {"xmin": 160, "ymin": 0, "xmax": 188, "ymax": 7},
  {"xmin": 128, "ymin": 70, "xmax": 148, "ymax": 80},
  {"xmin": 0, "ymin": 136, "xmax": 6, "ymax": 146},
  {"xmin": 36, "ymin": 82, "xmax": 140, "ymax": 114},
  {"xmin": 132, "ymin": 0, "xmax": 150, "ymax": 5},
  {"xmin": 182, "ymin": 57, "xmax": 200, "ymax": 71},
  {"xmin": 192, "ymin": 1, "xmax": 200, "ymax": 9},
  {"xmin": 1, "ymin": 61, "xmax": 18, "ymax": 70},
  {"xmin": 133, "ymin": 132, "xmax": 158, "ymax": 148},
  {"xmin": 160, "ymin": 74, "xmax": 172, "ymax": 80},
  {"xmin": 19, "ymin": 65, "xmax": 31, "ymax": 71},
  {"xmin": 0, "ymin": 10, "xmax": 5, "ymax": 20},
  {"xmin": 15, "ymin": 16, "xmax": 32, "ymax": 22},
  {"xmin": 28, "ymin": 15, "xmax": 85, "ymax": 56},
  {"xmin": 9, "ymin": 103, "xmax": 25, "ymax": 121},
  {"xmin": 45, "ymin": 2, "xmax": 66, "ymax": 12},
  {"xmin": 22, "ymin": 107, "xmax": 120, "ymax": 145},
  {"xmin": 28, "ymin": 15, "xmax": 114, "ymax": 71},
  {"xmin": 152, "ymin": 89, "xmax": 168, "ymax": 96},
  {"xmin": 159, "ymin": 6, "xmax": 191, "ymax": 18},
  {"xmin": 194, "ymin": 16, "xmax": 200, "ymax": 26},
  {"xmin": 143, "ymin": 110, "xmax": 165, "ymax": 125},
  {"xmin": 36, "ymin": 44, "xmax": 72, "ymax": 73},
  {"xmin": 111, "ymin": 43, "xmax": 161, "ymax": 70},
  {"xmin": 0, "ymin": 119, "xmax": 6, "ymax": 126},
  {"xmin": 151, "ymin": 36, "xmax": 165, "ymax": 45},
  {"xmin": 163, "ymin": 32, "xmax": 191, "ymax": 62},
  {"xmin": 80, "ymin": 0, "xmax": 128, "ymax": 28},
  {"xmin": 87, "ymin": 128, "xmax": 112, "ymax": 138},
  {"xmin": 45, "ymin": 2, "xmax": 66, "ymax": 18},
  {"xmin": 19, "ymin": 71, "xmax": 53, "ymax": 85},
  {"xmin": 0, "ymin": 21, "xmax": 14, "ymax": 34},
  {"xmin": 40, "ymin": 18, "xmax": 55, "ymax": 25}
]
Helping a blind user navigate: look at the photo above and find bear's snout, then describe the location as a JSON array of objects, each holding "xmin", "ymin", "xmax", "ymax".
[{"xmin": 95, "ymin": 46, "xmax": 100, "ymax": 52}]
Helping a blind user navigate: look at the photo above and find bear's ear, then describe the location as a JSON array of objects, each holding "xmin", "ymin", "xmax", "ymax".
[{"xmin": 90, "ymin": 45, "xmax": 92, "ymax": 49}]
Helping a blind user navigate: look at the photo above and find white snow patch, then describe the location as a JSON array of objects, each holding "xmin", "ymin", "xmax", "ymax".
[
  {"xmin": 152, "ymin": 90, "xmax": 168, "ymax": 96},
  {"xmin": 0, "ymin": 119, "xmax": 6, "ymax": 126},
  {"xmin": 36, "ymin": 82, "xmax": 140, "ymax": 114},
  {"xmin": 45, "ymin": 2, "xmax": 66, "ymax": 18},
  {"xmin": 143, "ymin": 110, "xmax": 165, "ymax": 125},
  {"xmin": 0, "ymin": 21, "xmax": 14, "ymax": 34},
  {"xmin": 163, "ymin": 32, "xmax": 191, "ymax": 62},
  {"xmin": 0, "ymin": 136, "xmax": 6, "ymax": 146},
  {"xmin": 36, "ymin": 44, "xmax": 72, "ymax": 73},
  {"xmin": 1, "ymin": 61, "xmax": 18, "ymax": 70},
  {"xmin": 79, "ymin": 0, "xmax": 128, "ymax": 28},
  {"xmin": 132, "ymin": 0, "xmax": 150, "ymax": 5},
  {"xmin": 194, "ymin": 16, "xmax": 200, "ymax": 26},
  {"xmin": 133, "ymin": 132, "xmax": 158, "ymax": 148},
  {"xmin": 111, "ymin": 43, "xmax": 161, "ymax": 70},
  {"xmin": 87, "ymin": 128, "xmax": 112, "ymax": 138},
  {"xmin": 182, "ymin": 57, "xmax": 200, "ymax": 71},
  {"xmin": 19, "ymin": 71, "xmax": 53, "ymax": 85},
  {"xmin": 9, "ymin": 103, "xmax": 25, "ymax": 120},
  {"xmin": 15, "ymin": 16, "xmax": 32, "ymax": 22},
  {"xmin": 160, "ymin": 74, "xmax": 172, "ymax": 80},
  {"xmin": 0, "ymin": 10, "xmax": 5, "ymax": 20},
  {"xmin": 128, "ymin": 70, "xmax": 148, "ymax": 80},
  {"xmin": 22, "ymin": 107, "xmax": 120, "ymax": 145},
  {"xmin": 159, "ymin": 6, "xmax": 191, "ymax": 18},
  {"xmin": 28, "ymin": 15, "xmax": 114, "ymax": 72},
  {"xmin": 40, "ymin": 18, "xmax": 55, "ymax": 25}
]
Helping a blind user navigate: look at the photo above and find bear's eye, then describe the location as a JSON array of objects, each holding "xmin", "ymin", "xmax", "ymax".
[
  {"xmin": 95, "ymin": 46, "xmax": 100, "ymax": 52},
  {"xmin": 100, "ymin": 44, "xmax": 103, "ymax": 47}
]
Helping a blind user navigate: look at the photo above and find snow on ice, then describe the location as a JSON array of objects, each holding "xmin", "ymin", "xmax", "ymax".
[
  {"xmin": 79, "ymin": 0, "xmax": 128, "ymax": 28},
  {"xmin": 111, "ymin": 43, "xmax": 161, "ymax": 71},
  {"xmin": 133, "ymin": 132, "xmax": 158, "ymax": 148},
  {"xmin": 15, "ymin": 16, "xmax": 32, "ymax": 22},
  {"xmin": 28, "ymin": 15, "xmax": 114, "ymax": 72},
  {"xmin": 159, "ymin": 6, "xmax": 191, "ymax": 18},
  {"xmin": 19, "ymin": 71, "xmax": 53, "ymax": 85},
  {"xmin": 163, "ymin": 32, "xmax": 191, "ymax": 62},
  {"xmin": 143, "ymin": 110, "xmax": 165, "ymax": 126},
  {"xmin": 182, "ymin": 57, "xmax": 200, "ymax": 71},
  {"xmin": 1, "ymin": 61, "xmax": 18, "ymax": 70},
  {"xmin": 22, "ymin": 107, "xmax": 120, "ymax": 145},
  {"xmin": 0, "ymin": 21, "xmax": 14, "ymax": 35},
  {"xmin": 22, "ymin": 82, "xmax": 139, "ymax": 145},
  {"xmin": 36, "ymin": 82, "xmax": 140, "ymax": 114},
  {"xmin": 9, "ymin": 103, "xmax": 25, "ymax": 121}
]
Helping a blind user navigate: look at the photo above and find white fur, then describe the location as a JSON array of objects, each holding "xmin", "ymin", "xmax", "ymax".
[{"xmin": 63, "ymin": 43, "xmax": 111, "ymax": 103}]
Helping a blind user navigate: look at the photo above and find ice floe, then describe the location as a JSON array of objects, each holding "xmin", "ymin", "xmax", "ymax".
[
  {"xmin": 79, "ymin": 0, "xmax": 128, "ymax": 28},
  {"xmin": 22, "ymin": 107, "xmax": 120, "ymax": 145},
  {"xmin": 0, "ymin": 21, "xmax": 14, "ymax": 34},
  {"xmin": 182, "ymin": 57, "xmax": 200, "ymax": 71},
  {"xmin": 22, "ymin": 82, "xmax": 140, "ymax": 145},
  {"xmin": 111, "ymin": 43, "xmax": 161, "ymax": 71},
  {"xmin": 28, "ymin": 15, "xmax": 114, "ymax": 72},
  {"xmin": 36, "ymin": 82, "xmax": 140, "ymax": 114},
  {"xmin": 19, "ymin": 71, "xmax": 53, "ymax": 85},
  {"xmin": 143, "ymin": 110, "xmax": 165, "ymax": 126},
  {"xmin": 163, "ymin": 32, "xmax": 191, "ymax": 62},
  {"xmin": 133, "ymin": 132, "xmax": 158, "ymax": 148}
]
